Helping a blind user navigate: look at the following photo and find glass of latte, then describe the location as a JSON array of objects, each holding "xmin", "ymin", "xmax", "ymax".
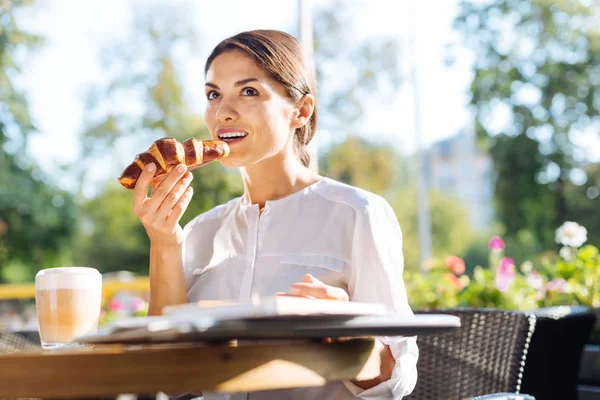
[{"xmin": 35, "ymin": 267, "xmax": 102, "ymax": 349}]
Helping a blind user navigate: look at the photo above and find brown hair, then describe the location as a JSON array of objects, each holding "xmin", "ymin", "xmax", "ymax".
[{"xmin": 205, "ymin": 30, "xmax": 317, "ymax": 167}]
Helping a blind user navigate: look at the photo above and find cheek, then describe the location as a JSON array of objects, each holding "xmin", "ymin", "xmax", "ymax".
[
  {"xmin": 204, "ymin": 106, "xmax": 216, "ymax": 129},
  {"xmin": 260, "ymin": 101, "xmax": 293, "ymax": 136},
  {"xmin": 244, "ymin": 102, "xmax": 282, "ymax": 142}
]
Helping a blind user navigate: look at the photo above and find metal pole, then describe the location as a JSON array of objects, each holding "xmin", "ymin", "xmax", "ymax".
[
  {"xmin": 407, "ymin": 0, "xmax": 433, "ymax": 269},
  {"xmin": 298, "ymin": 0, "xmax": 319, "ymax": 173}
]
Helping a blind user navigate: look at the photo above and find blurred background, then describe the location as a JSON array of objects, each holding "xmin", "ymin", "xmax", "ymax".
[{"xmin": 0, "ymin": 0, "xmax": 598, "ymax": 329}]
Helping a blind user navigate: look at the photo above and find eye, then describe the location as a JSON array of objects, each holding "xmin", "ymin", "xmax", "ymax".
[
  {"xmin": 241, "ymin": 87, "xmax": 258, "ymax": 96},
  {"xmin": 207, "ymin": 90, "xmax": 220, "ymax": 100}
]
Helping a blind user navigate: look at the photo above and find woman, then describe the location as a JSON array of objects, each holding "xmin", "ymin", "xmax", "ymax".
[{"xmin": 132, "ymin": 30, "xmax": 418, "ymax": 400}]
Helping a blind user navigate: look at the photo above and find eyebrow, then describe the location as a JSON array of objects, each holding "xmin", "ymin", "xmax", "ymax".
[{"xmin": 205, "ymin": 78, "xmax": 261, "ymax": 90}]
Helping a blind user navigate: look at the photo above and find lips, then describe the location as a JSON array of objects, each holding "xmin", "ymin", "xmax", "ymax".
[
  {"xmin": 216, "ymin": 128, "xmax": 248, "ymax": 144},
  {"xmin": 218, "ymin": 131, "xmax": 248, "ymax": 139}
]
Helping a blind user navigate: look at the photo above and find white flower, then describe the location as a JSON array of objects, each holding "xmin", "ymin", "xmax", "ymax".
[
  {"xmin": 526, "ymin": 272, "xmax": 544, "ymax": 290},
  {"xmin": 521, "ymin": 261, "xmax": 534, "ymax": 274},
  {"xmin": 555, "ymin": 221, "xmax": 587, "ymax": 248},
  {"xmin": 559, "ymin": 246, "xmax": 572, "ymax": 261}
]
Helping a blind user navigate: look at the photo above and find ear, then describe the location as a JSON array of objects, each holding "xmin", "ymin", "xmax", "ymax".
[{"xmin": 290, "ymin": 94, "xmax": 315, "ymax": 130}]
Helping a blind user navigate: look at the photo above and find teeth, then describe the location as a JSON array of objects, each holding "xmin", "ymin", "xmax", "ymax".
[{"xmin": 219, "ymin": 132, "xmax": 248, "ymax": 139}]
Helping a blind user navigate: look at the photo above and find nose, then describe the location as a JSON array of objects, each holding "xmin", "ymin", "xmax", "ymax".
[{"xmin": 216, "ymin": 99, "xmax": 239, "ymax": 123}]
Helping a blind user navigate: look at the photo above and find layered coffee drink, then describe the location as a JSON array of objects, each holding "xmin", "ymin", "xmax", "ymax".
[{"xmin": 35, "ymin": 267, "xmax": 102, "ymax": 349}]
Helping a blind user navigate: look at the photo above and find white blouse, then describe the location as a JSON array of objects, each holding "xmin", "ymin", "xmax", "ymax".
[{"xmin": 182, "ymin": 177, "xmax": 418, "ymax": 400}]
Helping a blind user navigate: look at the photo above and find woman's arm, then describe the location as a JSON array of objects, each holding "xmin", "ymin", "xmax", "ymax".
[
  {"xmin": 351, "ymin": 339, "xmax": 396, "ymax": 390},
  {"xmin": 131, "ymin": 162, "xmax": 195, "ymax": 316},
  {"xmin": 343, "ymin": 196, "xmax": 419, "ymax": 399},
  {"xmin": 287, "ymin": 275, "xmax": 400, "ymax": 390},
  {"xmin": 148, "ymin": 243, "xmax": 188, "ymax": 315}
]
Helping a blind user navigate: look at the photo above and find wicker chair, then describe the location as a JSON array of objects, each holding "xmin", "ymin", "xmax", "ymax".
[
  {"xmin": 0, "ymin": 330, "xmax": 41, "ymax": 353},
  {"xmin": 466, "ymin": 394, "xmax": 535, "ymax": 400},
  {"xmin": 406, "ymin": 309, "xmax": 537, "ymax": 400},
  {"xmin": 519, "ymin": 306, "xmax": 596, "ymax": 400}
]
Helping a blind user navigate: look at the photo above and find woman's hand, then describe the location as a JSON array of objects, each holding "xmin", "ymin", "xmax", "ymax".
[
  {"xmin": 281, "ymin": 274, "xmax": 396, "ymax": 390},
  {"xmin": 284, "ymin": 274, "xmax": 349, "ymax": 301},
  {"xmin": 132, "ymin": 163, "xmax": 194, "ymax": 248}
]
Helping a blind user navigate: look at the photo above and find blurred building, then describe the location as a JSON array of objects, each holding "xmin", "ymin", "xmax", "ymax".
[{"xmin": 424, "ymin": 127, "xmax": 494, "ymax": 230}]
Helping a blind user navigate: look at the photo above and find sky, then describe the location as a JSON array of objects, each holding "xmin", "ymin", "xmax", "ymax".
[{"xmin": 17, "ymin": 0, "xmax": 476, "ymax": 191}]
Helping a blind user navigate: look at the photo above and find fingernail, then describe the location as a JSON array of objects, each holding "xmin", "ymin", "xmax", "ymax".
[
  {"xmin": 290, "ymin": 286, "xmax": 301, "ymax": 295},
  {"xmin": 147, "ymin": 163, "xmax": 156, "ymax": 172},
  {"xmin": 177, "ymin": 164, "xmax": 186, "ymax": 173}
]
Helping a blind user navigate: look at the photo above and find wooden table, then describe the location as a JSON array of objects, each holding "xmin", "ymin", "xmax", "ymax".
[
  {"xmin": 0, "ymin": 338, "xmax": 378, "ymax": 399},
  {"xmin": 0, "ymin": 314, "xmax": 461, "ymax": 398}
]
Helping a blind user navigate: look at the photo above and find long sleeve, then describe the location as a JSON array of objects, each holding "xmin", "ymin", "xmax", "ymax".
[{"xmin": 343, "ymin": 196, "xmax": 419, "ymax": 399}]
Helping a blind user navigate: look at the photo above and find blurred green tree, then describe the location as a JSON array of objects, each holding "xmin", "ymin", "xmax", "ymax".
[
  {"xmin": 320, "ymin": 136, "xmax": 396, "ymax": 195},
  {"xmin": 313, "ymin": 0, "xmax": 403, "ymax": 133},
  {"xmin": 72, "ymin": 5, "xmax": 242, "ymax": 274},
  {"xmin": 392, "ymin": 188, "xmax": 475, "ymax": 271},
  {"xmin": 453, "ymin": 0, "xmax": 600, "ymax": 253},
  {"xmin": 0, "ymin": 0, "xmax": 77, "ymax": 283},
  {"xmin": 76, "ymin": 5, "xmax": 210, "ymax": 187}
]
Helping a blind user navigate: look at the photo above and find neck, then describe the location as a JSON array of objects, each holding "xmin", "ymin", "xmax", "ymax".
[{"xmin": 240, "ymin": 151, "xmax": 320, "ymax": 209}]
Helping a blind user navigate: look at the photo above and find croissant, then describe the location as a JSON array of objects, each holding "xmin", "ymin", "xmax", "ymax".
[{"xmin": 118, "ymin": 137, "xmax": 230, "ymax": 189}]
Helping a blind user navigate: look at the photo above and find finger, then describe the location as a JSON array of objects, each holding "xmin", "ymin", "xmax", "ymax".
[
  {"xmin": 302, "ymin": 274, "xmax": 319, "ymax": 284},
  {"xmin": 298, "ymin": 275, "xmax": 349, "ymax": 300},
  {"xmin": 164, "ymin": 186, "xmax": 194, "ymax": 225},
  {"xmin": 275, "ymin": 292, "xmax": 315, "ymax": 298},
  {"xmin": 290, "ymin": 282, "xmax": 349, "ymax": 301},
  {"xmin": 146, "ymin": 164, "xmax": 188, "ymax": 213},
  {"xmin": 133, "ymin": 163, "xmax": 156, "ymax": 211},
  {"xmin": 155, "ymin": 172, "xmax": 193, "ymax": 220}
]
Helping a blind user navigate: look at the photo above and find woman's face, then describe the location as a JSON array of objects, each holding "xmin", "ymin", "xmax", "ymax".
[{"xmin": 204, "ymin": 50, "xmax": 298, "ymax": 168}]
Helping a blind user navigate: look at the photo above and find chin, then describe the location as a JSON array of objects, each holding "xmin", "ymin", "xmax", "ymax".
[{"xmin": 219, "ymin": 155, "xmax": 245, "ymax": 169}]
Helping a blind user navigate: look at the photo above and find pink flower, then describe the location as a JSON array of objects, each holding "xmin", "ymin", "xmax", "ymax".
[
  {"xmin": 446, "ymin": 256, "xmax": 466, "ymax": 275},
  {"xmin": 546, "ymin": 278, "xmax": 567, "ymax": 292},
  {"xmin": 444, "ymin": 273, "xmax": 465, "ymax": 290},
  {"xmin": 132, "ymin": 297, "xmax": 147, "ymax": 312},
  {"xmin": 496, "ymin": 257, "xmax": 516, "ymax": 292},
  {"xmin": 109, "ymin": 299, "xmax": 123, "ymax": 312},
  {"xmin": 488, "ymin": 236, "xmax": 505, "ymax": 252}
]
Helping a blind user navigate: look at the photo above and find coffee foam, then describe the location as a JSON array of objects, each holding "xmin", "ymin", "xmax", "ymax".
[{"xmin": 35, "ymin": 267, "xmax": 102, "ymax": 290}]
